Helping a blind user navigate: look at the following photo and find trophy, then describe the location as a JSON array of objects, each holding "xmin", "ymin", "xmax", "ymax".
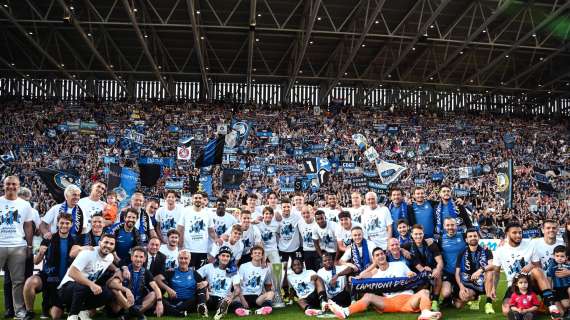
[{"xmin": 271, "ymin": 263, "xmax": 286, "ymax": 308}]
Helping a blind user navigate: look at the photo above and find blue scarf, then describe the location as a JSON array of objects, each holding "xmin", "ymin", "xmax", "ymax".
[
  {"xmin": 59, "ymin": 202, "xmax": 83, "ymax": 236},
  {"xmin": 352, "ymin": 271, "xmax": 431, "ymax": 294},
  {"xmin": 389, "ymin": 201, "xmax": 408, "ymax": 221},
  {"xmin": 352, "ymin": 239, "xmax": 371, "ymax": 273},
  {"xmin": 434, "ymin": 200, "xmax": 459, "ymax": 235},
  {"xmin": 459, "ymin": 245, "xmax": 489, "ymax": 292}
]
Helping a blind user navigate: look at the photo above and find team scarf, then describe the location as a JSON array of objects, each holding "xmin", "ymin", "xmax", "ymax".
[
  {"xmin": 459, "ymin": 245, "xmax": 489, "ymax": 291},
  {"xmin": 352, "ymin": 239, "xmax": 371, "ymax": 273},
  {"xmin": 59, "ymin": 201, "xmax": 84, "ymax": 236},
  {"xmin": 138, "ymin": 209, "xmax": 150, "ymax": 243},
  {"xmin": 389, "ymin": 201, "xmax": 408, "ymax": 221},
  {"xmin": 127, "ymin": 264, "xmax": 147, "ymax": 298},
  {"xmin": 352, "ymin": 271, "xmax": 431, "ymax": 294},
  {"xmin": 42, "ymin": 233, "xmax": 75, "ymax": 283},
  {"xmin": 411, "ymin": 240, "xmax": 436, "ymax": 267},
  {"xmin": 434, "ymin": 199, "xmax": 460, "ymax": 235}
]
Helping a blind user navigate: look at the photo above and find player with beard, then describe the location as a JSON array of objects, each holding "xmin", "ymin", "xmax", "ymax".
[
  {"xmin": 408, "ymin": 187, "xmax": 438, "ymax": 240},
  {"xmin": 177, "ymin": 193, "xmax": 219, "ymax": 268},
  {"xmin": 432, "ymin": 186, "xmax": 473, "ymax": 239},
  {"xmin": 210, "ymin": 198, "xmax": 238, "ymax": 239},
  {"xmin": 490, "ymin": 222, "xmax": 562, "ymax": 318},
  {"xmin": 160, "ymin": 230, "xmax": 180, "ymax": 270},
  {"xmin": 321, "ymin": 193, "xmax": 342, "ymax": 223},
  {"xmin": 234, "ymin": 245, "xmax": 274, "ymax": 316},
  {"xmin": 110, "ymin": 208, "xmax": 142, "ymax": 264},
  {"xmin": 387, "ymin": 187, "xmax": 411, "ymax": 238},
  {"xmin": 155, "ymin": 191, "xmax": 183, "ymax": 244},
  {"xmin": 120, "ymin": 193, "xmax": 158, "ymax": 245},
  {"xmin": 298, "ymin": 206, "xmax": 320, "ymax": 271},
  {"xmin": 198, "ymin": 247, "xmax": 241, "ymax": 320},
  {"xmin": 328, "ymin": 247, "xmax": 442, "ymax": 320},
  {"xmin": 439, "ymin": 217, "xmax": 466, "ymax": 308},
  {"xmin": 313, "ymin": 210, "xmax": 339, "ymax": 257},
  {"xmin": 454, "ymin": 228, "xmax": 495, "ymax": 314},
  {"xmin": 57, "ymin": 234, "xmax": 125, "ymax": 320},
  {"xmin": 318, "ymin": 253, "xmax": 352, "ymax": 307},
  {"xmin": 77, "ymin": 182, "xmax": 107, "ymax": 229},
  {"xmin": 287, "ymin": 256, "xmax": 328, "ymax": 316}
]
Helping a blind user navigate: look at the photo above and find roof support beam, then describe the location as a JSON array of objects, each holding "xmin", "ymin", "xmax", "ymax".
[
  {"xmin": 0, "ymin": 56, "xmax": 51, "ymax": 96},
  {"xmin": 0, "ymin": 6, "xmax": 91, "ymax": 97},
  {"xmin": 246, "ymin": 0, "xmax": 257, "ymax": 102},
  {"xmin": 56, "ymin": 0, "xmax": 127, "ymax": 93},
  {"xmin": 186, "ymin": 0, "xmax": 211, "ymax": 101},
  {"xmin": 284, "ymin": 0, "xmax": 321, "ymax": 102},
  {"xmin": 319, "ymin": 0, "xmax": 387, "ymax": 104},
  {"xmin": 468, "ymin": 1, "xmax": 570, "ymax": 85},
  {"xmin": 121, "ymin": 0, "xmax": 171, "ymax": 97}
]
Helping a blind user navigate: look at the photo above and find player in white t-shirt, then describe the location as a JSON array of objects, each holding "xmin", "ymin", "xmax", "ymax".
[
  {"xmin": 256, "ymin": 207, "xmax": 280, "ymax": 263},
  {"xmin": 222, "ymin": 209, "xmax": 262, "ymax": 264},
  {"xmin": 328, "ymin": 247, "xmax": 442, "ymax": 320},
  {"xmin": 234, "ymin": 245, "xmax": 274, "ymax": 316},
  {"xmin": 362, "ymin": 192, "xmax": 393, "ymax": 250},
  {"xmin": 198, "ymin": 247, "xmax": 241, "ymax": 320},
  {"xmin": 210, "ymin": 225, "xmax": 244, "ymax": 263},
  {"xmin": 77, "ymin": 181, "xmax": 107, "ymax": 226},
  {"xmin": 41, "ymin": 184, "xmax": 88, "ymax": 239},
  {"xmin": 336, "ymin": 211, "xmax": 363, "ymax": 254},
  {"xmin": 57, "ymin": 234, "xmax": 122, "ymax": 320},
  {"xmin": 317, "ymin": 253, "xmax": 352, "ymax": 307},
  {"xmin": 210, "ymin": 198, "xmax": 238, "ymax": 238},
  {"xmin": 490, "ymin": 222, "xmax": 562, "ymax": 317},
  {"xmin": 340, "ymin": 226, "xmax": 377, "ymax": 274},
  {"xmin": 313, "ymin": 210, "xmax": 339, "ymax": 255},
  {"xmin": 288, "ymin": 256, "xmax": 328, "ymax": 316},
  {"xmin": 0, "ymin": 176, "xmax": 34, "ymax": 318},
  {"xmin": 320, "ymin": 193, "xmax": 342, "ymax": 223},
  {"xmin": 298, "ymin": 206, "xmax": 320, "ymax": 271},
  {"xmin": 532, "ymin": 220, "xmax": 565, "ymax": 271},
  {"xmin": 344, "ymin": 192, "xmax": 365, "ymax": 224},
  {"xmin": 159, "ymin": 229, "xmax": 180, "ymax": 270},
  {"xmin": 156, "ymin": 191, "xmax": 183, "ymax": 243},
  {"xmin": 177, "ymin": 193, "xmax": 219, "ymax": 268}
]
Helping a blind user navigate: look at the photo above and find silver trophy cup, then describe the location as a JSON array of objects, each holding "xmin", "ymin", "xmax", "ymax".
[{"xmin": 271, "ymin": 263, "xmax": 286, "ymax": 308}]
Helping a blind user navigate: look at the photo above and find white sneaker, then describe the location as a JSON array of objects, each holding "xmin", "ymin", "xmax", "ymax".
[
  {"xmin": 67, "ymin": 316, "xmax": 79, "ymax": 320},
  {"xmin": 327, "ymin": 300, "xmax": 348, "ymax": 319},
  {"xmin": 78, "ymin": 310, "xmax": 92, "ymax": 320}
]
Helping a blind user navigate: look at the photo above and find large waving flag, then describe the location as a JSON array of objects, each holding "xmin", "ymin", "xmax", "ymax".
[
  {"xmin": 195, "ymin": 135, "xmax": 225, "ymax": 168},
  {"xmin": 497, "ymin": 160, "xmax": 513, "ymax": 208},
  {"xmin": 375, "ymin": 160, "xmax": 407, "ymax": 184}
]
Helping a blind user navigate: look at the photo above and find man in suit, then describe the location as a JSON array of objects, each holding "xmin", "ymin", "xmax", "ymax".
[{"xmin": 147, "ymin": 237, "xmax": 166, "ymax": 279}]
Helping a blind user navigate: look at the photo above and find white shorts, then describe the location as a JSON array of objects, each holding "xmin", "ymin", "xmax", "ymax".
[{"xmin": 265, "ymin": 250, "xmax": 281, "ymax": 264}]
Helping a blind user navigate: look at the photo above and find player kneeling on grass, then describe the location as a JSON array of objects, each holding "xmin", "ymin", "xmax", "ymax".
[
  {"xmin": 234, "ymin": 245, "xmax": 274, "ymax": 316},
  {"xmin": 198, "ymin": 246, "xmax": 241, "ymax": 320},
  {"xmin": 287, "ymin": 256, "xmax": 329, "ymax": 316},
  {"xmin": 155, "ymin": 250, "xmax": 208, "ymax": 317},
  {"xmin": 328, "ymin": 247, "xmax": 442, "ymax": 320},
  {"xmin": 317, "ymin": 253, "xmax": 352, "ymax": 307},
  {"xmin": 454, "ymin": 227, "xmax": 495, "ymax": 314}
]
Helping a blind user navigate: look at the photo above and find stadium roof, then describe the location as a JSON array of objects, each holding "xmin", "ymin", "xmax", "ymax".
[{"xmin": 1, "ymin": 0, "xmax": 570, "ymax": 100}]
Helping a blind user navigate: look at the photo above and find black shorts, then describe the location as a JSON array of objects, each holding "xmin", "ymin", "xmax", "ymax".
[
  {"xmin": 442, "ymin": 272, "xmax": 460, "ymax": 297},
  {"xmin": 554, "ymin": 287, "xmax": 569, "ymax": 301},
  {"xmin": 207, "ymin": 296, "xmax": 238, "ymax": 312},
  {"xmin": 330, "ymin": 291, "xmax": 351, "ymax": 307},
  {"xmin": 302, "ymin": 251, "xmax": 322, "ymax": 272},
  {"xmin": 190, "ymin": 253, "xmax": 208, "ymax": 269},
  {"xmin": 280, "ymin": 250, "xmax": 303, "ymax": 263},
  {"xmin": 38, "ymin": 273, "xmax": 61, "ymax": 308},
  {"xmin": 301, "ymin": 289, "xmax": 321, "ymax": 309},
  {"xmin": 244, "ymin": 295, "xmax": 261, "ymax": 308}
]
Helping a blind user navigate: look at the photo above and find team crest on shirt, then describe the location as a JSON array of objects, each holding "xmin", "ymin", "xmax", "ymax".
[
  {"xmin": 245, "ymin": 274, "xmax": 262, "ymax": 288},
  {"xmin": 367, "ymin": 217, "xmax": 383, "ymax": 230},
  {"xmin": 215, "ymin": 223, "xmax": 227, "ymax": 236},
  {"xmin": 261, "ymin": 230, "xmax": 273, "ymax": 242},
  {"xmin": 212, "ymin": 275, "xmax": 229, "ymax": 292},
  {"xmin": 188, "ymin": 218, "xmax": 205, "ymax": 233},
  {"xmin": 303, "ymin": 232, "xmax": 313, "ymax": 244},
  {"xmin": 293, "ymin": 280, "xmax": 311, "ymax": 296},
  {"xmin": 281, "ymin": 223, "xmax": 295, "ymax": 237}
]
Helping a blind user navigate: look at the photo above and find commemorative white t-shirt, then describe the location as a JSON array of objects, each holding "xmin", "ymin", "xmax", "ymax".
[
  {"xmin": 321, "ymin": 207, "xmax": 342, "ymax": 223},
  {"xmin": 59, "ymin": 248, "xmax": 114, "ymax": 288},
  {"xmin": 239, "ymin": 262, "xmax": 272, "ymax": 295},
  {"xmin": 493, "ymin": 240, "xmax": 539, "ymax": 286},
  {"xmin": 225, "ymin": 224, "xmax": 261, "ymax": 255},
  {"xmin": 155, "ymin": 205, "xmax": 183, "ymax": 240},
  {"xmin": 0, "ymin": 197, "xmax": 33, "ymax": 247},
  {"xmin": 78, "ymin": 197, "xmax": 106, "ymax": 230},
  {"xmin": 335, "ymin": 222, "xmax": 363, "ymax": 247},
  {"xmin": 372, "ymin": 261, "xmax": 413, "ymax": 297},
  {"xmin": 312, "ymin": 222, "xmax": 339, "ymax": 253},
  {"xmin": 288, "ymin": 269, "xmax": 316, "ymax": 299},
  {"xmin": 298, "ymin": 219, "xmax": 317, "ymax": 251},
  {"xmin": 317, "ymin": 265, "xmax": 348, "ymax": 298},
  {"xmin": 345, "ymin": 206, "xmax": 365, "ymax": 224},
  {"xmin": 159, "ymin": 244, "xmax": 179, "ymax": 269},
  {"xmin": 278, "ymin": 213, "xmax": 301, "ymax": 252},
  {"xmin": 210, "ymin": 212, "xmax": 238, "ymax": 237},
  {"xmin": 531, "ymin": 237, "xmax": 564, "ymax": 271},
  {"xmin": 210, "ymin": 240, "xmax": 244, "ymax": 262},
  {"xmin": 178, "ymin": 207, "xmax": 213, "ymax": 253},
  {"xmin": 257, "ymin": 220, "xmax": 280, "ymax": 252},
  {"xmin": 198, "ymin": 263, "xmax": 240, "ymax": 298},
  {"xmin": 362, "ymin": 205, "xmax": 393, "ymax": 249},
  {"xmin": 42, "ymin": 202, "xmax": 89, "ymax": 234}
]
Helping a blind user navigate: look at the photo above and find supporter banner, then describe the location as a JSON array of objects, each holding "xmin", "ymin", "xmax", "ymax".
[
  {"xmin": 363, "ymin": 170, "xmax": 377, "ymax": 178},
  {"xmin": 165, "ymin": 180, "xmax": 184, "ymax": 190},
  {"xmin": 364, "ymin": 146, "xmax": 379, "ymax": 162},
  {"xmin": 177, "ymin": 146, "xmax": 192, "ymax": 161},
  {"xmin": 279, "ymin": 176, "xmax": 296, "ymax": 192},
  {"xmin": 139, "ymin": 164, "xmax": 161, "ymax": 187},
  {"xmin": 497, "ymin": 160, "xmax": 513, "ymax": 208},
  {"xmin": 199, "ymin": 175, "xmax": 213, "ymax": 196},
  {"xmin": 386, "ymin": 124, "xmax": 400, "ymax": 134},
  {"xmin": 368, "ymin": 181, "xmax": 389, "ymax": 194},
  {"xmin": 222, "ymin": 169, "xmax": 244, "ymax": 190},
  {"xmin": 107, "ymin": 163, "xmax": 122, "ymax": 190},
  {"xmin": 431, "ymin": 172, "xmax": 444, "ymax": 182},
  {"xmin": 352, "ymin": 134, "xmax": 368, "ymax": 151},
  {"xmin": 124, "ymin": 129, "xmax": 145, "ymax": 145},
  {"xmin": 341, "ymin": 161, "xmax": 357, "ymax": 170},
  {"xmin": 375, "ymin": 160, "xmax": 406, "ymax": 184},
  {"xmin": 316, "ymin": 158, "xmax": 332, "ymax": 185},
  {"xmin": 36, "ymin": 168, "xmax": 82, "ymax": 203},
  {"xmin": 458, "ymin": 167, "xmax": 473, "ymax": 179},
  {"xmin": 66, "ymin": 120, "xmax": 80, "ymax": 131},
  {"xmin": 533, "ymin": 167, "xmax": 555, "ymax": 193},
  {"xmin": 167, "ymin": 125, "xmax": 180, "ymax": 133},
  {"xmin": 118, "ymin": 167, "xmax": 139, "ymax": 209},
  {"xmin": 503, "ymin": 132, "xmax": 515, "ymax": 150},
  {"xmin": 523, "ymin": 228, "xmax": 541, "ymax": 239},
  {"xmin": 139, "ymin": 157, "xmax": 175, "ymax": 168},
  {"xmin": 269, "ymin": 135, "xmax": 279, "ymax": 146},
  {"xmin": 250, "ymin": 165, "xmax": 263, "ymax": 175},
  {"xmin": 350, "ymin": 177, "xmax": 368, "ymax": 188},
  {"xmin": 195, "ymin": 135, "xmax": 225, "ymax": 168},
  {"xmin": 230, "ymin": 119, "xmax": 252, "ymax": 147},
  {"xmin": 79, "ymin": 120, "xmax": 98, "ymax": 135},
  {"xmin": 217, "ymin": 123, "xmax": 228, "ymax": 135},
  {"xmin": 266, "ymin": 166, "xmax": 276, "ymax": 176},
  {"xmin": 352, "ymin": 271, "xmax": 431, "ymax": 295},
  {"xmin": 103, "ymin": 156, "xmax": 118, "ymax": 164},
  {"xmin": 256, "ymin": 130, "xmax": 273, "ymax": 138},
  {"xmin": 453, "ymin": 188, "xmax": 471, "ymax": 197},
  {"xmin": 414, "ymin": 178, "xmax": 426, "ymax": 186},
  {"xmin": 0, "ymin": 150, "xmax": 15, "ymax": 162}
]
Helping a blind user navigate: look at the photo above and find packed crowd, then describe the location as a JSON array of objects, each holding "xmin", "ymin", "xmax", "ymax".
[{"xmin": 0, "ymin": 100, "xmax": 569, "ymax": 320}]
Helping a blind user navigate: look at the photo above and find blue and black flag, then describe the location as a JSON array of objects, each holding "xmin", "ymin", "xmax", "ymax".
[
  {"xmin": 195, "ymin": 135, "xmax": 225, "ymax": 168},
  {"xmin": 36, "ymin": 168, "xmax": 82, "ymax": 203},
  {"xmin": 496, "ymin": 159, "xmax": 513, "ymax": 209}
]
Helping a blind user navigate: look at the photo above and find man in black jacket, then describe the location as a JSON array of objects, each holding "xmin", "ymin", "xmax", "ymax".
[
  {"xmin": 22, "ymin": 213, "xmax": 81, "ymax": 320},
  {"xmin": 146, "ymin": 237, "xmax": 166, "ymax": 279}
]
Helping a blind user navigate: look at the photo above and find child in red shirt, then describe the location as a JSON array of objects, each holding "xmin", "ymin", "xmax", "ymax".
[{"xmin": 508, "ymin": 274, "xmax": 540, "ymax": 320}]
